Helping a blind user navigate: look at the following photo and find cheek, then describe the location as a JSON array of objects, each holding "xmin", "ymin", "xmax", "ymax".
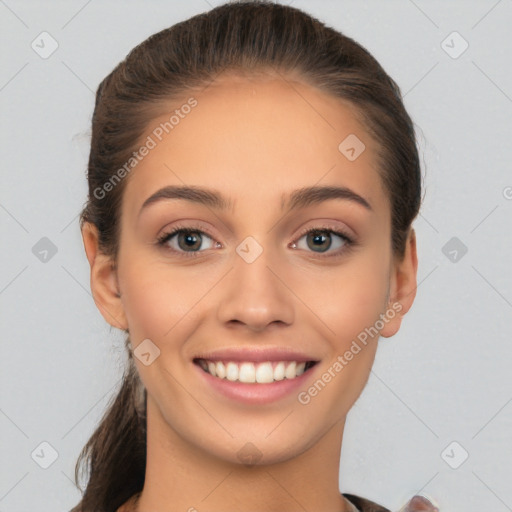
[
  {"xmin": 335, "ymin": 272, "xmax": 387, "ymax": 338},
  {"xmin": 118, "ymin": 255, "xmax": 224, "ymax": 349},
  {"xmin": 118, "ymin": 230, "xmax": 391, "ymax": 347},
  {"xmin": 293, "ymin": 255, "xmax": 390, "ymax": 345},
  {"xmin": 118, "ymin": 258, "xmax": 193, "ymax": 341},
  {"xmin": 305, "ymin": 262, "xmax": 389, "ymax": 410}
]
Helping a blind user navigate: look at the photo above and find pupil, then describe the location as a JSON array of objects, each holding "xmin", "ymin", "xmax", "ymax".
[
  {"xmin": 179, "ymin": 231, "xmax": 201, "ymax": 251},
  {"xmin": 308, "ymin": 231, "xmax": 330, "ymax": 252}
]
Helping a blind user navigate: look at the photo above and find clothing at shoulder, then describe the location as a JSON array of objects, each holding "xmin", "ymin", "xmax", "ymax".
[
  {"xmin": 343, "ymin": 492, "xmax": 391, "ymax": 512},
  {"xmin": 115, "ymin": 492, "xmax": 388, "ymax": 512}
]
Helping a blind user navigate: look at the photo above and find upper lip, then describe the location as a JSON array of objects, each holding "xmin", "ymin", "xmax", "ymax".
[{"xmin": 193, "ymin": 347, "xmax": 320, "ymax": 364}]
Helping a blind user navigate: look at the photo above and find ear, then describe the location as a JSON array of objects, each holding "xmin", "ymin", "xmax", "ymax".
[
  {"xmin": 380, "ymin": 229, "xmax": 418, "ymax": 338},
  {"xmin": 81, "ymin": 222, "xmax": 128, "ymax": 330}
]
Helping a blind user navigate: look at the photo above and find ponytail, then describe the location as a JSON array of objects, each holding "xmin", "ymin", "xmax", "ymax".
[{"xmin": 71, "ymin": 337, "xmax": 146, "ymax": 512}]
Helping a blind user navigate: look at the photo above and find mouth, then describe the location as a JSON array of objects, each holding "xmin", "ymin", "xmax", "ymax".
[{"xmin": 193, "ymin": 358, "xmax": 319, "ymax": 384}]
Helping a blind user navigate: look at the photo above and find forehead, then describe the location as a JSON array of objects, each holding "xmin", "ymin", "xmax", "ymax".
[{"xmin": 122, "ymin": 73, "xmax": 388, "ymax": 214}]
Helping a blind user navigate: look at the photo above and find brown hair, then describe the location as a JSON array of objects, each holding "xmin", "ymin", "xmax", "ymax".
[{"xmin": 73, "ymin": 2, "xmax": 422, "ymax": 510}]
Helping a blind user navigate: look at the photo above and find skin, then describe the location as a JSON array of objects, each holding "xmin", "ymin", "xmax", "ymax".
[{"xmin": 82, "ymin": 72, "xmax": 418, "ymax": 512}]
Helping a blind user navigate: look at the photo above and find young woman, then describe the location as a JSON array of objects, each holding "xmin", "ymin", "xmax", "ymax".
[{"xmin": 71, "ymin": 2, "xmax": 438, "ymax": 511}]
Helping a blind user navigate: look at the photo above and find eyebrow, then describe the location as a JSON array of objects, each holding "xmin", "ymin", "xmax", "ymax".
[
  {"xmin": 138, "ymin": 184, "xmax": 372, "ymax": 218},
  {"xmin": 284, "ymin": 185, "xmax": 372, "ymax": 211}
]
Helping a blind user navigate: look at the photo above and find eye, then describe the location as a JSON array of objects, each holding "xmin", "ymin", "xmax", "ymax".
[
  {"xmin": 156, "ymin": 223, "xmax": 354, "ymax": 259},
  {"xmin": 290, "ymin": 227, "xmax": 353, "ymax": 257},
  {"xmin": 157, "ymin": 225, "xmax": 220, "ymax": 257}
]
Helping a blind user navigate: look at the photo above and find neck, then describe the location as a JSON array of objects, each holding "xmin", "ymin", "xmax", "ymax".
[{"xmin": 135, "ymin": 396, "xmax": 352, "ymax": 512}]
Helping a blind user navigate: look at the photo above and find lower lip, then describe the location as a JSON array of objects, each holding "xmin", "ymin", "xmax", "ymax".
[{"xmin": 193, "ymin": 361, "xmax": 319, "ymax": 405}]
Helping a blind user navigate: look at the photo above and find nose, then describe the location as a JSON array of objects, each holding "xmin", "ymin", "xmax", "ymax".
[{"xmin": 216, "ymin": 243, "xmax": 295, "ymax": 333}]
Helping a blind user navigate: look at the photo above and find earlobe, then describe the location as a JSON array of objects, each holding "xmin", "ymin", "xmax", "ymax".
[
  {"xmin": 380, "ymin": 229, "xmax": 418, "ymax": 338},
  {"xmin": 81, "ymin": 222, "xmax": 128, "ymax": 330}
]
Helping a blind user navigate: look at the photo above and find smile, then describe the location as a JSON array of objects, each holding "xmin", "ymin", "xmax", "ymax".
[{"xmin": 194, "ymin": 359, "xmax": 318, "ymax": 383}]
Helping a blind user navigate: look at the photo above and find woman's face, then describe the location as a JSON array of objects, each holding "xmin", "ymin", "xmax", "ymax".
[{"xmin": 90, "ymin": 73, "xmax": 416, "ymax": 465}]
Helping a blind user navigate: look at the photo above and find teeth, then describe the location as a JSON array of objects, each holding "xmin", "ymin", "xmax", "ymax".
[
  {"xmin": 273, "ymin": 361, "xmax": 286, "ymax": 381},
  {"xmin": 214, "ymin": 361, "xmax": 225, "ymax": 379},
  {"xmin": 239, "ymin": 362, "xmax": 256, "ymax": 383},
  {"xmin": 285, "ymin": 361, "xmax": 297, "ymax": 379},
  {"xmin": 255, "ymin": 362, "xmax": 272, "ymax": 383},
  {"xmin": 207, "ymin": 361, "xmax": 217, "ymax": 377},
  {"xmin": 198, "ymin": 360, "xmax": 310, "ymax": 383},
  {"xmin": 226, "ymin": 362, "xmax": 239, "ymax": 381}
]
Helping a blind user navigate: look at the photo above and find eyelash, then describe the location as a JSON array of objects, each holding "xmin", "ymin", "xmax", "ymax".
[{"xmin": 156, "ymin": 223, "xmax": 355, "ymax": 259}]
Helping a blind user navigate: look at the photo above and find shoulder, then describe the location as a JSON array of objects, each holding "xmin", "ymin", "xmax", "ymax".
[{"xmin": 343, "ymin": 493, "xmax": 391, "ymax": 512}]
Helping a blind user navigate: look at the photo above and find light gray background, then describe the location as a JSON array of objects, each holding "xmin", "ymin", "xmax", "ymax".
[{"xmin": 1, "ymin": 1, "xmax": 511, "ymax": 511}]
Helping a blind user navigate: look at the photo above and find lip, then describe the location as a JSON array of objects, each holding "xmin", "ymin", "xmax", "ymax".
[
  {"xmin": 193, "ymin": 359, "xmax": 320, "ymax": 405},
  {"xmin": 192, "ymin": 346, "xmax": 320, "ymax": 364}
]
